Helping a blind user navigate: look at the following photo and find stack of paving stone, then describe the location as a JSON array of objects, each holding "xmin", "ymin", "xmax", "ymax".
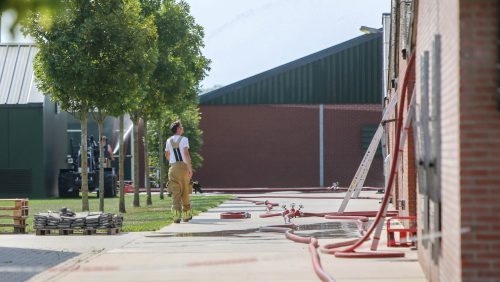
[
  {"xmin": 33, "ymin": 209, "xmax": 124, "ymax": 230},
  {"xmin": 113, "ymin": 214, "xmax": 124, "ymax": 228},
  {"xmin": 33, "ymin": 213, "xmax": 49, "ymax": 229},
  {"xmin": 59, "ymin": 216, "xmax": 74, "ymax": 229},
  {"xmin": 97, "ymin": 213, "xmax": 113, "ymax": 229},
  {"xmin": 46, "ymin": 213, "xmax": 61, "ymax": 229},
  {"xmin": 84, "ymin": 213, "xmax": 101, "ymax": 229},
  {"xmin": 71, "ymin": 213, "xmax": 86, "ymax": 229}
]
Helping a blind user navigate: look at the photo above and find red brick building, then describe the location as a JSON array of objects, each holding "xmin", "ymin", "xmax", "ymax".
[
  {"xmin": 385, "ymin": 0, "xmax": 500, "ymax": 281},
  {"xmin": 198, "ymin": 104, "xmax": 383, "ymax": 188},
  {"xmin": 197, "ymin": 34, "xmax": 385, "ymax": 188}
]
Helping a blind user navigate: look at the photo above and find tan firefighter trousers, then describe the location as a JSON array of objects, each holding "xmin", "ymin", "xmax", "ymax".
[{"xmin": 168, "ymin": 162, "xmax": 192, "ymax": 220}]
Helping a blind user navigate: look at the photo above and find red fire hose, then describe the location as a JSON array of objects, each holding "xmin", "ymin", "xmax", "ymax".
[
  {"xmin": 301, "ymin": 211, "xmax": 398, "ymax": 218},
  {"xmin": 259, "ymin": 212, "xmax": 282, "ymax": 218},
  {"xmin": 204, "ymin": 186, "xmax": 380, "ymax": 194},
  {"xmin": 236, "ymin": 195, "xmax": 381, "ymax": 200},
  {"xmin": 229, "ymin": 61, "xmax": 417, "ymax": 275},
  {"xmin": 233, "ymin": 198, "xmax": 279, "ymax": 206},
  {"xmin": 249, "ymin": 55, "xmax": 416, "ymax": 282},
  {"xmin": 260, "ymin": 225, "xmax": 335, "ymax": 282},
  {"xmin": 324, "ymin": 215, "xmax": 368, "ymax": 222},
  {"xmin": 328, "ymin": 54, "xmax": 415, "ymax": 259},
  {"xmin": 220, "ymin": 212, "xmax": 251, "ymax": 219},
  {"xmin": 259, "ymin": 211, "xmax": 397, "ymax": 219},
  {"xmin": 309, "ymin": 238, "xmax": 335, "ymax": 282}
]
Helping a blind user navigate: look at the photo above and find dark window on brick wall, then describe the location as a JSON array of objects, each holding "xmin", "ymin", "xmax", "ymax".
[{"xmin": 361, "ymin": 125, "xmax": 382, "ymax": 157}]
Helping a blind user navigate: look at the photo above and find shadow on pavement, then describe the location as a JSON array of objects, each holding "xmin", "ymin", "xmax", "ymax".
[{"xmin": 0, "ymin": 247, "xmax": 80, "ymax": 282}]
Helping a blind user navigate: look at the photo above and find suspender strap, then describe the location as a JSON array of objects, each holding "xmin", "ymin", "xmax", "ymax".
[{"xmin": 170, "ymin": 137, "xmax": 183, "ymax": 162}]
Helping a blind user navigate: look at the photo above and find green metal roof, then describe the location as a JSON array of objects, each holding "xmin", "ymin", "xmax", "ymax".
[{"xmin": 200, "ymin": 33, "xmax": 382, "ymax": 105}]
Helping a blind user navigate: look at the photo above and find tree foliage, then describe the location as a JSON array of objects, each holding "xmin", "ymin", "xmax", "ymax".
[
  {"xmin": 24, "ymin": 0, "xmax": 208, "ymax": 209},
  {"xmin": 26, "ymin": 0, "xmax": 158, "ymax": 211},
  {"xmin": 133, "ymin": 0, "xmax": 210, "ymax": 121},
  {"xmin": 135, "ymin": 0, "xmax": 209, "ymax": 202},
  {"xmin": 27, "ymin": 0, "xmax": 157, "ymax": 115},
  {"xmin": 2, "ymin": 0, "xmax": 64, "ymax": 33}
]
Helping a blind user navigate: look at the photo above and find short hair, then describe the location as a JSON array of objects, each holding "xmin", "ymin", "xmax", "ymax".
[{"xmin": 170, "ymin": 120, "xmax": 182, "ymax": 134}]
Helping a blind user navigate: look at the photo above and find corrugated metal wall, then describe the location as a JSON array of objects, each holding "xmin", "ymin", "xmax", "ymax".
[
  {"xmin": 0, "ymin": 45, "xmax": 43, "ymax": 105},
  {"xmin": 0, "ymin": 44, "xmax": 67, "ymax": 198},
  {"xmin": 200, "ymin": 33, "xmax": 382, "ymax": 105}
]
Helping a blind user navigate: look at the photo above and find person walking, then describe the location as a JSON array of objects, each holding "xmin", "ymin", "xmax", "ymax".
[{"xmin": 165, "ymin": 121, "xmax": 193, "ymax": 223}]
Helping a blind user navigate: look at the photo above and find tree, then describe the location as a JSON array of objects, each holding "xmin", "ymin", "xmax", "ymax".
[
  {"xmin": 132, "ymin": 0, "xmax": 209, "ymax": 205},
  {"xmin": 2, "ymin": 0, "xmax": 63, "ymax": 33},
  {"xmin": 152, "ymin": 0, "xmax": 209, "ymax": 200},
  {"xmin": 86, "ymin": 0, "xmax": 158, "ymax": 212},
  {"xmin": 27, "ymin": 0, "xmax": 157, "ymax": 211},
  {"xmin": 118, "ymin": 115, "xmax": 126, "ymax": 213}
]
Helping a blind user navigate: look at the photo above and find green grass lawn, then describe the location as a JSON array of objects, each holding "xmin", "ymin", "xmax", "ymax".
[{"xmin": 0, "ymin": 194, "xmax": 232, "ymax": 233}]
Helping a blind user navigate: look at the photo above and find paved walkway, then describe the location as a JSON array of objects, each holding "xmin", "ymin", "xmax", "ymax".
[{"xmin": 2, "ymin": 191, "xmax": 427, "ymax": 282}]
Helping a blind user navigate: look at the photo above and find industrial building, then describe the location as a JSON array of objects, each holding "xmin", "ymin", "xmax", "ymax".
[
  {"xmin": 0, "ymin": 44, "xmax": 67, "ymax": 198},
  {"xmin": 197, "ymin": 33, "xmax": 385, "ymax": 188},
  {"xmin": 0, "ymin": 42, "xmax": 133, "ymax": 198},
  {"xmin": 384, "ymin": 0, "xmax": 500, "ymax": 281}
]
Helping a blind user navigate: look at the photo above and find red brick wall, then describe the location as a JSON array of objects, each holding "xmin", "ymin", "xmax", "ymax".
[
  {"xmin": 415, "ymin": 0, "xmax": 462, "ymax": 281},
  {"xmin": 197, "ymin": 104, "xmax": 384, "ymax": 188},
  {"xmin": 386, "ymin": 48, "xmax": 417, "ymax": 217},
  {"xmin": 459, "ymin": 1, "xmax": 500, "ymax": 281},
  {"xmin": 396, "ymin": 0, "xmax": 500, "ymax": 281},
  {"xmin": 324, "ymin": 104, "xmax": 384, "ymax": 187},
  {"xmin": 413, "ymin": 0, "xmax": 462, "ymax": 281},
  {"xmin": 399, "ymin": 65, "xmax": 417, "ymax": 218}
]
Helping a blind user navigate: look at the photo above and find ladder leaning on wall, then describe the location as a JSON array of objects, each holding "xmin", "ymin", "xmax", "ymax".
[{"xmin": 337, "ymin": 92, "xmax": 399, "ymax": 213}]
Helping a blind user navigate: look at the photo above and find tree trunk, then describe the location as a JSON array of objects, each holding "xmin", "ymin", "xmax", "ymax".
[
  {"xmin": 119, "ymin": 115, "xmax": 126, "ymax": 213},
  {"xmin": 145, "ymin": 119, "xmax": 152, "ymax": 206},
  {"xmin": 158, "ymin": 121, "xmax": 165, "ymax": 200},
  {"xmin": 133, "ymin": 117, "xmax": 140, "ymax": 207},
  {"xmin": 98, "ymin": 115, "xmax": 105, "ymax": 212},
  {"xmin": 81, "ymin": 113, "xmax": 90, "ymax": 211}
]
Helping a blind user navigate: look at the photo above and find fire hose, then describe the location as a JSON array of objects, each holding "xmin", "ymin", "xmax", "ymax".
[
  {"xmin": 260, "ymin": 225, "xmax": 335, "ymax": 282},
  {"xmin": 325, "ymin": 54, "xmax": 415, "ymax": 258},
  {"xmin": 233, "ymin": 198, "xmax": 279, "ymax": 206},
  {"xmin": 225, "ymin": 54, "xmax": 415, "ymax": 278},
  {"xmin": 236, "ymin": 195, "xmax": 382, "ymax": 200},
  {"xmin": 259, "ymin": 211, "xmax": 398, "ymax": 218},
  {"xmin": 204, "ymin": 186, "xmax": 381, "ymax": 193},
  {"xmin": 240, "ymin": 54, "xmax": 416, "ymax": 280}
]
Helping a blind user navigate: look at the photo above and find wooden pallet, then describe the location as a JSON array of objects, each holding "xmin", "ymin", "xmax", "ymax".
[
  {"xmin": 0, "ymin": 199, "xmax": 29, "ymax": 234},
  {"xmin": 35, "ymin": 227, "xmax": 121, "ymax": 236}
]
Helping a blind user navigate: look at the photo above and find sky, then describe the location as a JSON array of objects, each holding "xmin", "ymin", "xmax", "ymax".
[
  {"xmin": 185, "ymin": 0, "xmax": 390, "ymax": 89},
  {"xmin": 0, "ymin": 1, "xmax": 390, "ymax": 89}
]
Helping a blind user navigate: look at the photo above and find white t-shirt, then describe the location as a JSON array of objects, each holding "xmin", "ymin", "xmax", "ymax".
[{"xmin": 165, "ymin": 135, "xmax": 190, "ymax": 164}]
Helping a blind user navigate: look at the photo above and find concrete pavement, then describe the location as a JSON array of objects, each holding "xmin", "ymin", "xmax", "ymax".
[{"xmin": 2, "ymin": 191, "xmax": 426, "ymax": 282}]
